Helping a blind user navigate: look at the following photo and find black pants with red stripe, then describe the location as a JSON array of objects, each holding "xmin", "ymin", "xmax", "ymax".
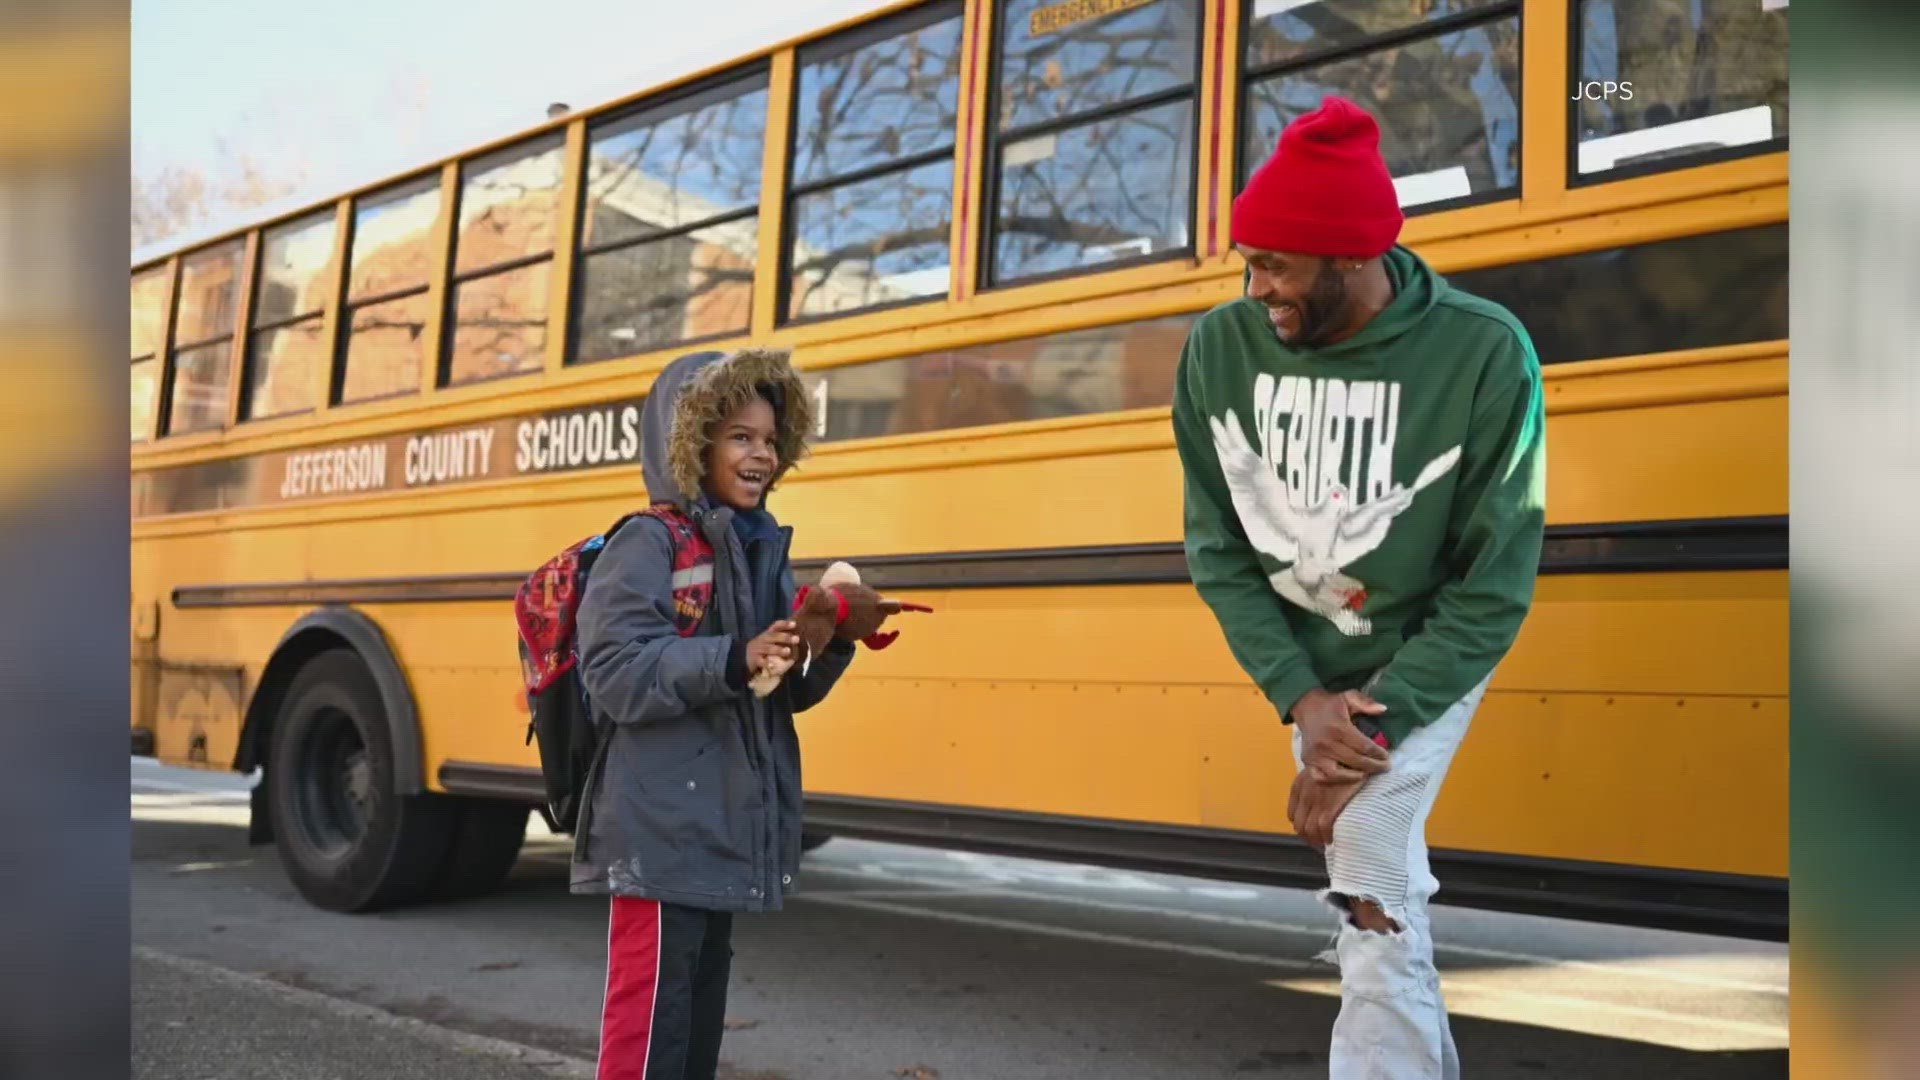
[{"xmin": 598, "ymin": 897, "xmax": 735, "ymax": 1080}]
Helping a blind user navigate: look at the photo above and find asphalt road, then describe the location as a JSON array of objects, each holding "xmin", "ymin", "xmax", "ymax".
[{"xmin": 133, "ymin": 758, "xmax": 1787, "ymax": 1079}]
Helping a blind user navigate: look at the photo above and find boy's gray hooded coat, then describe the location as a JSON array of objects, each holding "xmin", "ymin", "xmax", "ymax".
[{"xmin": 569, "ymin": 348, "xmax": 852, "ymax": 912}]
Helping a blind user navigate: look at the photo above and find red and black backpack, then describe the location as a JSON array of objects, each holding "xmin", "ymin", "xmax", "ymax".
[{"xmin": 512, "ymin": 503, "xmax": 713, "ymax": 833}]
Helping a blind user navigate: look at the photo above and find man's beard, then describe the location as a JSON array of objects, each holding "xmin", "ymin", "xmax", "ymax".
[{"xmin": 1285, "ymin": 259, "xmax": 1351, "ymax": 349}]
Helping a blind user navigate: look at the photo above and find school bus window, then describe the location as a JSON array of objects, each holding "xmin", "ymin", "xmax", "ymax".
[
  {"xmin": 131, "ymin": 266, "xmax": 169, "ymax": 443},
  {"xmin": 445, "ymin": 134, "xmax": 565, "ymax": 387},
  {"xmin": 131, "ymin": 358, "xmax": 160, "ymax": 443},
  {"xmin": 346, "ymin": 176, "xmax": 441, "ymax": 300},
  {"xmin": 339, "ymin": 176, "xmax": 442, "ymax": 404},
  {"xmin": 784, "ymin": 2, "xmax": 964, "ymax": 322},
  {"xmin": 130, "ymin": 266, "xmax": 169, "ymax": 363},
  {"xmin": 255, "ymin": 211, "xmax": 337, "ymax": 325},
  {"xmin": 446, "ymin": 262, "xmax": 552, "ymax": 386},
  {"xmin": 455, "ymin": 134, "xmax": 565, "ymax": 275},
  {"xmin": 1573, "ymin": 0, "xmax": 1789, "ymax": 180},
  {"xmin": 986, "ymin": 0, "xmax": 1202, "ymax": 286},
  {"xmin": 166, "ymin": 239, "xmax": 245, "ymax": 436},
  {"xmin": 167, "ymin": 341, "xmax": 236, "ymax": 436},
  {"xmin": 246, "ymin": 322, "xmax": 331, "ymax": 420},
  {"xmin": 573, "ymin": 73, "xmax": 767, "ymax": 364},
  {"xmin": 339, "ymin": 290, "xmax": 434, "ymax": 405},
  {"xmin": 799, "ymin": 313, "xmax": 1197, "ymax": 443},
  {"xmin": 1448, "ymin": 223, "xmax": 1787, "ymax": 366},
  {"xmin": 243, "ymin": 210, "xmax": 335, "ymax": 420},
  {"xmin": 172, "ymin": 240, "xmax": 244, "ymax": 349},
  {"xmin": 1244, "ymin": 0, "xmax": 1509, "ymax": 71},
  {"xmin": 1242, "ymin": 3, "xmax": 1520, "ymax": 212}
]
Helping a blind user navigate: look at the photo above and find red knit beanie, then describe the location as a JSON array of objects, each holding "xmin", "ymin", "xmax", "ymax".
[{"xmin": 1232, "ymin": 96, "xmax": 1403, "ymax": 258}]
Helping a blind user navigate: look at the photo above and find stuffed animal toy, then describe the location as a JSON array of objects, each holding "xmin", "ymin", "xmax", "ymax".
[{"xmin": 747, "ymin": 561, "xmax": 932, "ymax": 697}]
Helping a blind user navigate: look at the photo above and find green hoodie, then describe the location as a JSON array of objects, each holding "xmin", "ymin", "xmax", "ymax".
[{"xmin": 1172, "ymin": 246, "xmax": 1546, "ymax": 747}]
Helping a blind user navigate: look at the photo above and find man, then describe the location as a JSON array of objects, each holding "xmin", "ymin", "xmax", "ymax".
[{"xmin": 1172, "ymin": 96, "xmax": 1547, "ymax": 1079}]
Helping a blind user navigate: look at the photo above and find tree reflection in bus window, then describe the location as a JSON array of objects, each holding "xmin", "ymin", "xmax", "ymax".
[
  {"xmin": 1574, "ymin": 0, "xmax": 1789, "ymax": 178},
  {"xmin": 789, "ymin": 158, "xmax": 954, "ymax": 319},
  {"xmin": 337, "ymin": 177, "xmax": 441, "ymax": 404},
  {"xmin": 986, "ymin": 0, "xmax": 1202, "ymax": 286},
  {"xmin": 995, "ymin": 0, "xmax": 1199, "ymax": 132},
  {"xmin": 445, "ymin": 134, "xmax": 566, "ymax": 386},
  {"xmin": 798, "ymin": 313, "xmax": 1198, "ymax": 443},
  {"xmin": 573, "ymin": 75, "xmax": 766, "ymax": 363},
  {"xmin": 574, "ymin": 224, "xmax": 753, "ymax": 363},
  {"xmin": 347, "ymin": 176, "xmax": 441, "ymax": 300},
  {"xmin": 994, "ymin": 101, "xmax": 1195, "ymax": 282},
  {"xmin": 791, "ymin": 8, "xmax": 962, "ymax": 186},
  {"xmin": 1244, "ymin": 0, "xmax": 1510, "ymax": 71},
  {"xmin": 447, "ymin": 261, "xmax": 551, "ymax": 384},
  {"xmin": 1242, "ymin": 17, "xmax": 1520, "ymax": 210},
  {"xmin": 455, "ymin": 135, "xmax": 565, "ymax": 276},
  {"xmin": 583, "ymin": 83, "xmax": 768, "ymax": 248},
  {"xmin": 785, "ymin": 5, "xmax": 962, "ymax": 321},
  {"xmin": 338, "ymin": 291, "xmax": 431, "ymax": 404}
]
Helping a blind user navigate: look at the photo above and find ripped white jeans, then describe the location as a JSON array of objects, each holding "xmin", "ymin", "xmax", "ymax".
[{"xmin": 1290, "ymin": 677, "xmax": 1488, "ymax": 1080}]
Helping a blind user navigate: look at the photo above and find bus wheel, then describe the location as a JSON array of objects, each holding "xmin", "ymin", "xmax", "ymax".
[
  {"xmin": 429, "ymin": 799, "xmax": 528, "ymax": 901},
  {"xmin": 267, "ymin": 649, "xmax": 455, "ymax": 913},
  {"xmin": 801, "ymin": 830, "xmax": 833, "ymax": 854}
]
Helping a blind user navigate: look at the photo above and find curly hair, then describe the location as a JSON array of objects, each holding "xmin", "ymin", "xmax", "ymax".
[{"xmin": 665, "ymin": 347, "xmax": 815, "ymax": 500}]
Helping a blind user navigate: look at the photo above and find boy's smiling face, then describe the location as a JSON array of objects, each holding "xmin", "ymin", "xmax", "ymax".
[{"xmin": 703, "ymin": 394, "xmax": 779, "ymax": 511}]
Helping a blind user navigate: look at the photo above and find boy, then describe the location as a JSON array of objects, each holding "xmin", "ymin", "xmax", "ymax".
[{"xmin": 573, "ymin": 346, "xmax": 893, "ymax": 1080}]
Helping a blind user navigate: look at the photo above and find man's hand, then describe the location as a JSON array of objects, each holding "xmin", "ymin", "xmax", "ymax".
[
  {"xmin": 1290, "ymin": 688, "xmax": 1391, "ymax": 782},
  {"xmin": 1289, "ymin": 769, "xmax": 1367, "ymax": 850}
]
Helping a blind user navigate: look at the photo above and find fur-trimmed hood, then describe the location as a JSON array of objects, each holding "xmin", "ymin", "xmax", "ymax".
[{"xmin": 639, "ymin": 347, "xmax": 814, "ymax": 507}]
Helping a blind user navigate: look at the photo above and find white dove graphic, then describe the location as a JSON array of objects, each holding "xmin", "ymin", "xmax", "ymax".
[{"xmin": 1209, "ymin": 408, "xmax": 1460, "ymax": 636}]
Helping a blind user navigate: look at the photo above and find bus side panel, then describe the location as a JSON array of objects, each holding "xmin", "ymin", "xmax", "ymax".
[
  {"xmin": 133, "ymin": 521, "xmax": 318, "ymax": 770},
  {"xmin": 129, "ymin": 368, "xmax": 1787, "ymax": 883},
  {"xmin": 795, "ymin": 568, "xmax": 1787, "ymax": 880}
]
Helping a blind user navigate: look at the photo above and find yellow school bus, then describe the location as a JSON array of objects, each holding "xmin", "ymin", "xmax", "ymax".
[{"xmin": 131, "ymin": 0, "xmax": 1788, "ymax": 935}]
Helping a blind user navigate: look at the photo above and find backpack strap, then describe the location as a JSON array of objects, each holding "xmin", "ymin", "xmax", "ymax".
[{"xmin": 633, "ymin": 503, "xmax": 715, "ymax": 637}]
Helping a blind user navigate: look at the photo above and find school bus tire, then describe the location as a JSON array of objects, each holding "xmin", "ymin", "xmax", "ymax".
[
  {"xmin": 428, "ymin": 798, "xmax": 529, "ymax": 901},
  {"xmin": 267, "ymin": 649, "xmax": 458, "ymax": 913}
]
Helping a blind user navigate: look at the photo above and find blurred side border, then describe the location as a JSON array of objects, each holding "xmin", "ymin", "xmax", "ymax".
[
  {"xmin": 0, "ymin": 4, "xmax": 132, "ymax": 1080},
  {"xmin": 1792, "ymin": 1, "xmax": 1920, "ymax": 1077}
]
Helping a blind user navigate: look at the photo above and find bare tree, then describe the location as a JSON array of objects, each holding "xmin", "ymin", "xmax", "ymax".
[{"xmin": 131, "ymin": 137, "xmax": 309, "ymax": 250}]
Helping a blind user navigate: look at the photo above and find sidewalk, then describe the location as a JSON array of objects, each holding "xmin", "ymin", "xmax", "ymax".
[{"xmin": 133, "ymin": 948, "xmax": 592, "ymax": 1080}]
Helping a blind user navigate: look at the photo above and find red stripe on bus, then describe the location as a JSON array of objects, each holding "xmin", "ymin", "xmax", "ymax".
[
  {"xmin": 1205, "ymin": 0, "xmax": 1229, "ymax": 257},
  {"xmin": 956, "ymin": 0, "xmax": 987, "ymax": 298}
]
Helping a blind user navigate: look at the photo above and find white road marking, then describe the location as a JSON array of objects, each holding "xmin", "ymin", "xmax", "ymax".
[
  {"xmin": 802, "ymin": 892, "xmax": 1786, "ymax": 1051},
  {"xmin": 801, "ymin": 893, "xmax": 1318, "ymax": 972},
  {"xmin": 817, "ymin": 862, "xmax": 1787, "ymax": 997}
]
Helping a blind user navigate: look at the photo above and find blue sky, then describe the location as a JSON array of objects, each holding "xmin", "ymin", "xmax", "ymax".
[{"xmin": 133, "ymin": 0, "xmax": 892, "ymax": 248}]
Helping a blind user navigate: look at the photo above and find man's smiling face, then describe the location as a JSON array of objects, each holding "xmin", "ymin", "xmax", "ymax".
[{"xmin": 1237, "ymin": 245, "xmax": 1354, "ymax": 349}]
